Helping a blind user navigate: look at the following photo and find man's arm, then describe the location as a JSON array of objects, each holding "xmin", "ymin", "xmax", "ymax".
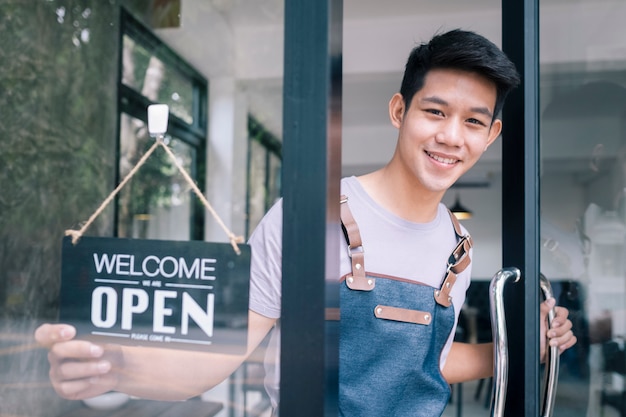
[
  {"xmin": 443, "ymin": 298, "xmax": 577, "ymax": 384},
  {"xmin": 442, "ymin": 342, "xmax": 493, "ymax": 384},
  {"xmin": 36, "ymin": 310, "xmax": 277, "ymax": 401}
]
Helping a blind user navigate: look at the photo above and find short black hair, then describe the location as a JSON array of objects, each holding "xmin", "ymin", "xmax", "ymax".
[{"xmin": 400, "ymin": 29, "xmax": 521, "ymax": 121}]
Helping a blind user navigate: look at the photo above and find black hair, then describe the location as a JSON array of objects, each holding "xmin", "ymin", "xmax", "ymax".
[{"xmin": 399, "ymin": 29, "xmax": 521, "ymax": 121}]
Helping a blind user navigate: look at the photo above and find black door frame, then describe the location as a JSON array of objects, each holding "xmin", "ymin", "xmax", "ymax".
[
  {"xmin": 280, "ymin": 0, "xmax": 540, "ymax": 415},
  {"xmin": 280, "ymin": 1, "xmax": 342, "ymax": 416},
  {"xmin": 502, "ymin": 1, "xmax": 541, "ymax": 416}
]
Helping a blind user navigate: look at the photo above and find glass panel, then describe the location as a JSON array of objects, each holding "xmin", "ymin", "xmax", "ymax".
[
  {"xmin": 117, "ymin": 114, "xmax": 193, "ymax": 240},
  {"xmin": 267, "ymin": 152, "xmax": 282, "ymax": 209},
  {"xmin": 342, "ymin": 2, "xmax": 502, "ymax": 417},
  {"xmin": 0, "ymin": 1, "xmax": 283, "ymax": 416},
  {"xmin": 122, "ymin": 34, "xmax": 195, "ymax": 124},
  {"xmin": 1, "ymin": 2, "xmax": 119, "ymax": 416},
  {"xmin": 247, "ymin": 138, "xmax": 268, "ymax": 235},
  {"xmin": 246, "ymin": 121, "xmax": 282, "ymax": 236},
  {"xmin": 540, "ymin": 1, "xmax": 626, "ymax": 416}
]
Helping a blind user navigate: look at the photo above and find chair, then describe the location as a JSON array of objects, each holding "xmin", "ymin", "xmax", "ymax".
[
  {"xmin": 239, "ymin": 331, "xmax": 273, "ymax": 417},
  {"xmin": 240, "ymin": 361, "xmax": 272, "ymax": 417},
  {"xmin": 601, "ymin": 339, "xmax": 626, "ymax": 417}
]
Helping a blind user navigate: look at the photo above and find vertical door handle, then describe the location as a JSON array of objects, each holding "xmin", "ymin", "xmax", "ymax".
[
  {"xmin": 489, "ymin": 267, "xmax": 521, "ymax": 417},
  {"xmin": 539, "ymin": 274, "xmax": 560, "ymax": 417},
  {"xmin": 488, "ymin": 268, "xmax": 561, "ymax": 417}
]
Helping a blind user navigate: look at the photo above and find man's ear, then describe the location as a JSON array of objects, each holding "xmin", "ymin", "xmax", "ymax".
[
  {"xmin": 389, "ymin": 93, "xmax": 406, "ymax": 128},
  {"xmin": 485, "ymin": 118, "xmax": 503, "ymax": 150}
]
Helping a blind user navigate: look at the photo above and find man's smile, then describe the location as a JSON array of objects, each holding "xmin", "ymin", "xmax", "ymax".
[{"xmin": 425, "ymin": 151, "xmax": 460, "ymax": 165}]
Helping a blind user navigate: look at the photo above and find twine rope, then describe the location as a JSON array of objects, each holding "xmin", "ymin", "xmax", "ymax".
[
  {"xmin": 157, "ymin": 139, "xmax": 244, "ymax": 254},
  {"xmin": 65, "ymin": 137, "xmax": 243, "ymax": 255}
]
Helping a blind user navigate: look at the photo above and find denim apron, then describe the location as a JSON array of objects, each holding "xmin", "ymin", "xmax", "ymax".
[{"xmin": 338, "ymin": 196, "xmax": 472, "ymax": 417}]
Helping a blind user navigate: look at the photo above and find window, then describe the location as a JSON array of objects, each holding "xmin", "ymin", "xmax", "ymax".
[
  {"xmin": 117, "ymin": 8, "xmax": 207, "ymax": 241},
  {"xmin": 246, "ymin": 115, "xmax": 282, "ymax": 236}
]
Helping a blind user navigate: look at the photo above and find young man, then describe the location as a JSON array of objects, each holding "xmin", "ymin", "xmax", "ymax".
[{"xmin": 36, "ymin": 29, "xmax": 576, "ymax": 416}]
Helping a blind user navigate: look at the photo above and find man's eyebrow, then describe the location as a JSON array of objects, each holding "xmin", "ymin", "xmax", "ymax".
[
  {"xmin": 421, "ymin": 96, "xmax": 448, "ymax": 106},
  {"xmin": 421, "ymin": 96, "xmax": 494, "ymax": 119},
  {"xmin": 469, "ymin": 106, "xmax": 494, "ymax": 119}
]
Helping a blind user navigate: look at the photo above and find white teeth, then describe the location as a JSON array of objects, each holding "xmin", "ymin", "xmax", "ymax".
[{"xmin": 427, "ymin": 151, "xmax": 457, "ymax": 165}]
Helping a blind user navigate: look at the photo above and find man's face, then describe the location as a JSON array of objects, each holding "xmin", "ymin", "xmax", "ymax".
[{"xmin": 389, "ymin": 68, "xmax": 502, "ymax": 195}]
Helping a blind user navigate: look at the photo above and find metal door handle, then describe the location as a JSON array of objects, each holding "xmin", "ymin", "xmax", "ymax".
[
  {"xmin": 539, "ymin": 274, "xmax": 560, "ymax": 417},
  {"xmin": 489, "ymin": 267, "xmax": 521, "ymax": 417},
  {"xmin": 488, "ymin": 268, "xmax": 560, "ymax": 417}
]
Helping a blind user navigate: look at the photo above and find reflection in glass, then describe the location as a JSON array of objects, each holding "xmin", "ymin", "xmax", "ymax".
[
  {"xmin": 117, "ymin": 114, "xmax": 194, "ymax": 240},
  {"xmin": 246, "ymin": 116, "xmax": 282, "ymax": 237},
  {"xmin": 0, "ymin": 2, "xmax": 119, "ymax": 416},
  {"xmin": 540, "ymin": 2, "xmax": 626, "ymax": 416},
  {"xmin": 122, "ymin": 34, "xmax": 195, "ymax": 124}
]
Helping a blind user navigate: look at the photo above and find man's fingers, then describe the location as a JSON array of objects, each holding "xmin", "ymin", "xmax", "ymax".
[
  {"xmin": 53, "ymin": 378, "xmax": 94, "ymax": 400},
  {"xmin": 548, "ymin": 314, "xmax": 572, "ymax": 338},
  {"xmin": 47, "ymin": 339, "xmax": 110, "ymax": 393},
  {"xmin": 559, "ymin": 333, "xmax": 578, "ymax": 353},
  {"xmin": 47, "ymin": 342, "xmax": 117, "ymax": 401},
  {"xmin": 53, "ymin": 373, "xmax": 118, "ymax": 400},
  {"xmin": 542, "ymin": 302, "xmax": 569, "ymax": 330},
  {"xmin": 36, "ymin": 323, "xmax": 120, "ymax": 400},
  {"xmin": 50, "ymin": 356, "xmax": 111, "ymax": 382},
  {"xmin": 539, "ymin": 299, "xmax": 577, "ymax": 358},
  {"xmin": 540, "ymin": 297, "xmax": 556, "ymax": 313},
  {"xmin": 549, "ymin": 329, "xmax": 577, "ymax": 352},
  {"xmin": 49, "ymin": 340, "xmax": 104, "ymax": 361},
  {"xmin": 35, "ymin": 323, "xmax": 76, "ymax": 347}
]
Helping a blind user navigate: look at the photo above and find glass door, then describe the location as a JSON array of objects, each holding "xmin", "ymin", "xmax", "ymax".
[{"xmin": 538, "ymin": 1, "xmax": 626, "ymax": 416}]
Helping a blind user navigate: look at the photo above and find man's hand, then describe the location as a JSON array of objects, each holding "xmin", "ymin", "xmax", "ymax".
[
  {"xmin": 35, "ymin": 324, "xmax": 121, "ymax": 400},
  {"xmin": 540, "ymin": 298, "xmax": 577, "ymax": 362},
  {"xmin": 35, "ymin": 311, "xmax": 277, "ymax": 401}
]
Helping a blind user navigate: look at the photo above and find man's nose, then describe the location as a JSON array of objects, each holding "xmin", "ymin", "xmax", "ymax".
[{"xmin": 435, "ymin": 119, "xmax": 463, "ymax": 147}]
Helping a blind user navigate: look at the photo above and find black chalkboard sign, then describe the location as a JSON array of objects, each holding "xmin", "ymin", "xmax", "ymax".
[{"xmin": 59, "ymin": 236, "xmax": 250, "ymax": 354}]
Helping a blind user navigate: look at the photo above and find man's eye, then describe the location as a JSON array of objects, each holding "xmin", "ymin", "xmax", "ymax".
[
  {"xmin": 426, "ymin": 109, "xmax": 444, "ymax": 116},
  {"xmin": 467, "ymin": 118, "xmax": 486, "ymax": 126}
]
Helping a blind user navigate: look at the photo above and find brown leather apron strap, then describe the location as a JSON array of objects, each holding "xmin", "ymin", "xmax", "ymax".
[
  {"xmin": 448, "ymin": 208, "xmax": 465, "ymax": 237},
  {"xmin": 446, "ymin": 209, "xmax": 473, "ymax": 274},
  {"xmin": 340, "ymin": 195, "xmax": 375, "ymax": 291},
  {"xmin": 340, "ymin": 196, "xmax": 472, "ymax": 300},
  {"xmin": 434, "ymin": 210, "xmax": 474, "ymax": 307},
  {"xmin": 435, "ymin": 270, "xmax": 458, "ymax": 307}
]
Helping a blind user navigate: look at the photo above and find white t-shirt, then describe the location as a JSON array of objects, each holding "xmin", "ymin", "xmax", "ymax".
[{"xmin": 247, "ymin": 176, "xmax": 473, "ymax": 409}]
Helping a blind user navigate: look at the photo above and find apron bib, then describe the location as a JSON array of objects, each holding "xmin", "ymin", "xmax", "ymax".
[{"xmin": 338, "ymin": 195, "xmax": 472, "ymax": 417}]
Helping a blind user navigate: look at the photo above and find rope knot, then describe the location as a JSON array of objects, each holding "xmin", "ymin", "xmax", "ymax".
[
  {"xmin": 229, "ymin": 234, "xmax": 245, "ymax": 255},
  {"xmin": 64, "ymin": 229, "xmax": 83, "ymax": 245}
]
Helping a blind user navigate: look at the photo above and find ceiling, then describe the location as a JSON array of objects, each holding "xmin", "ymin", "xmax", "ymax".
[{"xmin": 156, "ymin": 0, "xmax": 626, "ymax": 179}]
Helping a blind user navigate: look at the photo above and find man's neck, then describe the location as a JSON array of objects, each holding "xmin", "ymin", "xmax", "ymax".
[{"xmin": 356, "ymin": 167, "xmax": 445, "ymax": 223}]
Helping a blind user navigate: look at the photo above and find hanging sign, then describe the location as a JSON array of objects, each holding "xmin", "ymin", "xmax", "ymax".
[{"xmin": 59, "ymin": 236, "xmax": 250, "ymax": 354}]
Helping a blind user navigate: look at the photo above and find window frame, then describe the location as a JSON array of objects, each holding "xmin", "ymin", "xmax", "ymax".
[{"xmin": 115, "ymin": 8, "xmax": 208, "ymax": 240}]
